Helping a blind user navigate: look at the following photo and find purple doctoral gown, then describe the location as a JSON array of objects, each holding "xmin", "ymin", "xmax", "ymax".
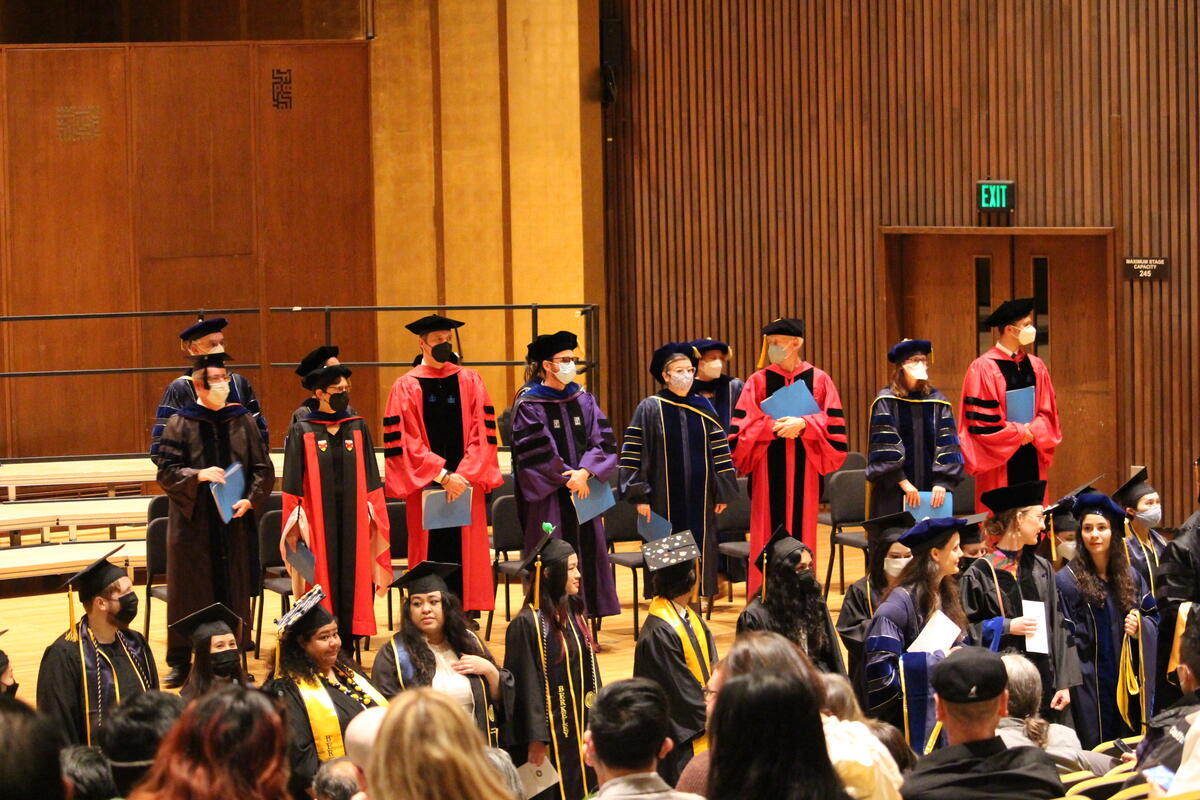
[{"xmin": 511, "ymin": 381, "xmax": 620, "ymax": 618}]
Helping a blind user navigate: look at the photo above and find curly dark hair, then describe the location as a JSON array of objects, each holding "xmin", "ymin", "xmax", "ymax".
[
  {"xmin": 763, "ymin": 547, "xmax": 827, "ymax": 656},
  {"xmin": 984, "ymin": 508, "xmax": 1021, "ymax": 541},
  {"xmin": 1069, "ymin": 516, "xmax": 1138, "ymax": 611},
  {"xmin": 397, "ymin": 590, "xmax": 488, "ymax": 685},
  {"xmin": 885, "ymin": 544, "xmax": 967, "ymax": 630},
  {"xmin": 276, "ymin": 628, "xmax": 357, "ymax": 683}
]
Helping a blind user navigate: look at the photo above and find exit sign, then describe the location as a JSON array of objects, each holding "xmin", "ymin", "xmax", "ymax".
[{"xmin": 977, "ymin": 180, "xmax": 1016, "ymax": 212}]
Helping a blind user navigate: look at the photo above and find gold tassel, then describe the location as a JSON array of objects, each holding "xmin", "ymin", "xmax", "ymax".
[
  {"xmin": 65, "ymin": 590, "xmax": 79, "ymax": 642},
  {"xmin": 533, "ymin": 556, "xmax": 543, "ymax": 610},
  {"xmin": 756, "ymin": 336, "xmax": 768, "ymax": 369},
  {"xmin": 1048, "ymin": 515, "xmax": 1057, "ymax": 562}
]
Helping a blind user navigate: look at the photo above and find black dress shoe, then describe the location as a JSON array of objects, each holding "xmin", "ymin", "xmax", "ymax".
[{"xmin": 164, "ymin": 666, "xmax": 190, "ymax": 689}]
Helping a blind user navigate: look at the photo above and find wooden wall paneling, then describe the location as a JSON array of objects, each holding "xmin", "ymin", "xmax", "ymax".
[
  {"xmin": 255, "ymin": 42, "xmax": 377, "ymax": 438},
  {"xmin": 4, "ymin": 47, "xmax": 140, "ymax": 456},
  {"xmin": 0, "ymin": 52, "xmax": 8, "ymax": 457}
]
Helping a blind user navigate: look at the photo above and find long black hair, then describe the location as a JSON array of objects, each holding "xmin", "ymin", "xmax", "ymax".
[
  {"xmin": 397, "ymin": 590, "xmax": 488, "ymax": 685},
  {"xmin": 885, "ymin": 539, "xmax": 967, "ymax": 630},
  {"xmin": 1069, "ymin": 514, "xmax": 1139, "ymax": 611},
  {"xmin": 182, "ymin": 638, "xmax": 247, "ymax": 700},
  {"xmin": 521, "ymin": 551, "xmax": 596, "ymax": 656},
  {"xmin": 707, "ymin": 671, "xmax": 850, "ymax": 800},
  {"xmin": 763, "ymin": 546, "xmax": 827, "ymax": 656}
]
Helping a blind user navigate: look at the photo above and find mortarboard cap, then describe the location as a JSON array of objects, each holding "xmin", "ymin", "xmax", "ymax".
[
  {"xmin": 168, "ymin": 602, "xmax": 242, "ymax": 648},
  {"xmin": 862, "ymin": 511, "xmax": 918, "ymax": 547},
  {"xmin": 761, "ymin": 318, "xmax": 805, "ymax": 338},
  {"xmin": 1071, "ymin": 491, "xmax": 1127, "ymax": 526},
  {"xmin": 898, "ymin": 516, "xmax": 966, "ymax": 553},
  {"xmin": 887, "ymin": 339, "xmax": 932, "ymax": 364},
  {"xmin": 405, "ymin": 314, "xmax": 464, "ymax": 336},
  {"xmin": 642, "ymin": 532, "xmax": 701, "ymax": 573},
  {"xmin": 689, "ymin": 337, "xmax": 731, "ymax": 356},
  {"xmin": 518, "ymin": 529, "xmax": 576, "ymax": 576},
  {"xmin": 179, "ymin": 316, "xmax": 228, "ymax": 341},
  {"xmin": 526, "ymin": 331, "xmax": 579, "ymax": 365},
  {"xmin": 296, "ymin": 345, "xmax": 340, "ymax": 379},
  {"xmin": 391, "ymin": 561, "xmax": 459, "ymax": 596},
  {"xmin": 190, "ymin": 351, "xmax": 234, "ymax": 373},
  {"xmin": 275, "ymin": 586, "xmax": 335, "ymax": 639},
  {"xmin": 62, "ymin": 545, "xmax": 129, "ymax": 603},
  {"xmin": 301, "ymin": 364, "xmax": 352, "ymax": 392},
  {"xmin": 1112, "ymin": 466, "xmax": 1155, "ymax": 511},
  {"xmin": 932, "ymin": 647, "xmax": 1007, "ymax": 703},
  {"xmin": 649, "ymin": 342, "xmax": 699, "ymax": 382},
  {"xmin": 1043, "ymin": 474, "xmax": 1104, "ymax": 532},
  {"xmin": 980, "ymin": 480, "xmax": 1047, "ymax": 515},
  {"xmin": 752, "ymin": 524, "xmax": 805, "ymax": 574},
  {"xmin": 957, "ymin": 512, "xmax": 990, "ymax": 546},
  {"xmin": 983, "ymin": 298, "xmax": 1036, "ymax": 329}
]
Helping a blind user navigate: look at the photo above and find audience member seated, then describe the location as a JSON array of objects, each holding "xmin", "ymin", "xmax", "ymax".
[
  {"xmin": 314, "ymin": 757, "xmax": 362, "ymax": 800},
  {"xmin": 997, "ymin": 653, "xmax": 1111, "ymax": 775},
  {"xmin": 583, "ymin": 678, "xmax": 703, "ymax": 800},
  {"xmin": 0, "ymin": 629, "xmax": 16, "ymax": 698},
  {"xmin": 60, "ymin": 746, "xmax": 118, "ymax": 800},
  {"xmin": 899, "ymin": 648, "xmax": 1064, "ymax": 800},
  {"xmin": 1136, "ymin": 614, "xmax": 1200, "ymax": 776},
  {"xmin": 864, "ymin": 719, "xmax": 917, "ymax": 775},
  {"xmin": 344, "ymin": 706, "xmax": 388, "ymax": 788},
  {"xmin": 364, "ymin": 688, "xmax": 515, "ymax": 800},
  {"xmin": 822, "ymin": 673, "xmax": 868, "ymax": 722},
  {"xmin": 100, "ymin": 690, "xmax": 185, "ymax": 797},
  {"xmin": 0, "ymin": 695, "xmax": 67, "ymax": 800},
  {"xmin": 128, "ymin": 685, "xmax": 289, "ymax": 800}
]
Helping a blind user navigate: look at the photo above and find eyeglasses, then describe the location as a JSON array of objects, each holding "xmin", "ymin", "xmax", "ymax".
[{"xmin": 550, "ymin": 357, "xmax": 577, "ymax": 365}]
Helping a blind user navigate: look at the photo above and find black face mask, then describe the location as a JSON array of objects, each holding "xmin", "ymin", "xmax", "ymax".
[
  {"xmin": 328, "ymin": 392, "xmax": 350, "ymax": 413},
  {"xmin": 958, "ymin": 556, "xmax": 979, "ymax": 575},
  {"xmin": 2, "ymin": 682, "xmax": 17, "ymax": 697},
  {"xmin": 430, "ymin": 342, "xmax": 458, "ymax": 364},
  {"xmin": 210, "ymin": 649, "xmax": 241, "ymax": 678},
  {"xmin": 796, "ymin": 569, "xmax": 820, "ymax": 594},
  {"xmin": 113, "ymin": 592, "xmax": 138, "ymax": 625}
]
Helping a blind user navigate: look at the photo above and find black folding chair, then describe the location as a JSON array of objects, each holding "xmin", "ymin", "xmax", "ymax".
[
  {"xmin": 715, "ymin": 476, "xmax": 752, "ymax": 611},
  {"xmin": 254, "ymin": 509, "xmax": 292, "ymax": 658},
  {"xmin": 386, "ymin": 501, "xmax": 409, "ymax": 630},
  {"xmin": 147, "ymin": 494, "xmax": 171, "ymax": 525},
  {"xmin": 953, "ymin": 474, "xmax": 976, "ymax": 515},
  {"xmin": 604, "ymin": 500, "xmax": 646, "ymax": 636},
  {"xmin": 142, "ymin": 517, "xmax": 169, "ymax": 638},
  {"xmin": 485, "ymin": 495, "xmax": 526, "ymax": 641},
  {"xmin": 822, "ymin": 468, "xmax": 868, "ymax": 597}
]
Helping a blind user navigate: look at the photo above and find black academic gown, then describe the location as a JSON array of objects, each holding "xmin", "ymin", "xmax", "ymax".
[
  {"xmin": 632, "ymin": 604, "xmax": 717, "ymax": 784},
  {"xmin": 156, "ymin": 403, "xmax": 275, "ymax": 668},
  {"xmin": 737, "ymin": 597, "xmax": 845, "ymax": 675},
  {"xmin": 959, "ymin": 548, "xmax": 1082, "ymax": 718},
  {"xmin": 504, "ymin": 606, "xmax": 601, "ymax": 800},
  {"xmin": 266, "ymin": 670, "xmax": 382, "ymax": 800},
  {"xmin": 899, "ymin": 736, "xmax": 1064, "ymax": 800},
  {"xmin": 836, "ymin": 576, "xmax": 883, "ymax": 696},
  {"xmin": 370, "ymin": 633, "xmax": 515, "ymax": 747},
  {"xmin": 36, "ymin": 620, "xmax": 159, "ymax": 746},
  {"xmin": 1154, "ymin": 512, "xmax": 1200, "ymax": 711}
]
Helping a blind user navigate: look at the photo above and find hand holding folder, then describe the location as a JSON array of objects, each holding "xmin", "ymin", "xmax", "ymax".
[
  {"xmin": 423, "ymin": 487, "xmax": 474, "ymax": 529},
  {"xmin": 571, "ymin": 477, "xmax": 616, "ymax": 523},
  {"xmin": 209, "ymin": 462, "xmax": 246, "ymax": 524},
  {"xmin": 761, "ymin": 380, "xmax": 822, "ymax": 420},
  {"xmin": 1006, "ymin": 386, "xmax": 1036, "ymax": 425}
]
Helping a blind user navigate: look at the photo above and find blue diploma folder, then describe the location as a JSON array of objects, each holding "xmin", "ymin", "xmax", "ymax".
[
  {"xmin": 909, "ymin": 490, "xmax": 954, "ymax": 521},
  {"xmin": 209, "ymin": 462, "xmax": 245, "ymax": 524},
  {"xmin": 422, "ymin": 487, "xmax": 474, "ymax": 529},
  {"xmin": 571, "ymin": 477, "xmax": 616, "ymax": 524},
  {"xmin": 1006, "ymin": 386, "xmax": 1036, "ymax": 424},
  {"xmin": 636, "ymin": 510, "xmax": 674, "ymax": 542},
  {"xmin": 760, "ymin": 379, "xmax": 822, "ymax": 419}
]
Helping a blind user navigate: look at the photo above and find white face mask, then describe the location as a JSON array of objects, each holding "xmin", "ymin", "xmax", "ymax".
[
  {"xmin": 667, "ymin": 371, "xmax": 694, "ymax": 393},
  {"xmin": 883, "ymin": 556, "xmax": 911, "ymax": 579},
  {"xmin": 1057, "ymin": 540, "xmax": 1076, "ymax": 561},
  {"xmin": 698, "ymin": 359, "xmax": 724, "ymax": 380},
  {"xmin": 554, "ymin": 361, "xmax": 578, "ymax": 383},
  {"xmin": 208, "ymin": 381, "xmax": 231, "ymax": 405},
  {"xmin": 1136, "ymin": 506, "xmax": 1163, "ymax": 528},
  {"xmin": 903, "ymin": 362, "xmax": 929, "ymax": 381},
  {"xmin": 1016, "ymin": 325, "xmax": 1037, "ymax": 346},
  {"xmin": 767, "ymin": 344, "xmax": 790, "ymax": 365}
]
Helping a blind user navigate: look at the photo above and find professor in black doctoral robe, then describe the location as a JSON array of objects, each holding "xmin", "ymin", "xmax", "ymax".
[{"xmin": 156, "ymin": 352, "xmax": 275, "ymax": 687}]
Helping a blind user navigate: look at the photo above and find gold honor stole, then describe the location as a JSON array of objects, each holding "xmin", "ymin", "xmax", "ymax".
[
  {"xmin": 296, "ymin": 672, "xmax": 389, "ymax": 761},
  {"xmin": 647, "ymin": 597, "xmax": 712, "ymax": 754},
  {"xmin": 1117, "ymin": 610, "xmax": 1147, "ymax": 732}
]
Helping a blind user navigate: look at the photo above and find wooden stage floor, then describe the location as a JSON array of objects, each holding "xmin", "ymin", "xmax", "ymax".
[{"xmin": 0, "ymin": 525, "xmax": 864, "ymax": 700}]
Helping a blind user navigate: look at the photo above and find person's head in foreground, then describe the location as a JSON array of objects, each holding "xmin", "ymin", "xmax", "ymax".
[
  {"xmin": 313, "ymin": 757, "xmax": 361, "ymax": 800},
  {"xmin": 932, "ymin": 647, "xmax": 1008, "ymax": 746},
  {"xmin": 101, "ymin": 690, "xmax": 185, "ymax": 796},
  {"xmin": 0, "ymin": 695, "xmax": 67, "ymax": 800},
  {"xmin": 584, "ymin": 679, "xmax": 674, "ymax": 785},
  {"xmin": 59, "ymin": 746, "xmax": 117, "ymax": 800}
]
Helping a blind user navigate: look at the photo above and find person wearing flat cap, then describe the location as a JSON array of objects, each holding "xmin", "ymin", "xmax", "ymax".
[
  {"xmin": 688, "ymin": 337, "xmax": 745, "ymax": 431},
  {"xmin": 371, "ymin": 562, "xmax": 513, "ymax": 747},
  {"xmin": 837, "ymin": 512, "xmax": 916, "ymax": 691},
  {"xmin": 382, "ymin": 314, "xmax": 502, "ymax": 613},
  {"xmin": 171, "ymin": 603, "xmax": 250, "ymax": 702},
  {"xmin": 150, "ymin": 315, "xmax": 267, "ymax": 464},
  {"xmin": 155, "ymin": 351, "xmax": 275, "ymax": 688},
  {"xmin": 1054, "ymin": 491, "xmax": 1158, "ymax": 747},
  {"xmin": 618, "ymin": 343, "xmax": 739, "ymax": 602},
  {"xmin": 730, "ymin": 318, "xmax": 848, "ymax": 597},
  {"xmin": 958, "ymin": 298, "xmax": 1062, "ymax": 511},
  {"xmin": 282, "ymin": 352, "xmax": 390, "ymax": 653},
  {"xmin": 291, "ymin": 345, "xmax": 359, "ymax": 427},
  {"xmin": 510, "ymin": 330, "xmax": 620, "ymax": 622},
  {"xmin": 264, "ymin": 586, "xmax": 388, "ymax": 800},
  {"xmin": 958, "ymin": 481, "xmax": 1081, "ymax": 720},
  {"xmin": 738, "ymin": 526, "xmax": 844, "ymax": 676},
  {"xmin": 862, "ymin": 516, "xmax": 971, "ymax": 753},
  {"xmin": 1112, "ymin": 466, "xmax": 1168, "ymax": 597},
  {"xmin": 504, "ymin": 530, "xmax": 601, "ymax": 800},
  {"xmin": 899, "ymin": 647, "xmax": 1064, "ymax": 800},
  {"xmin": 632, "ymin": 530, "xmax": 716, "ymax": 784},
  {"xmin": 866, "ymin": 338, "xmax": 964, "ymax": 517},
  {"xmin": 36, "ymin": 546, "xmax": 159, "ymax": 745}
]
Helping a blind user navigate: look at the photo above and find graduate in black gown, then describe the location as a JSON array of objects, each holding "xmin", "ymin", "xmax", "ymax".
[
  {"xmin": 1113, "ymin": 467, "xmax": 1169, "ymax": 599},
  {"xmin": 36, "ymin": 546, "xmax": 158, "ymax": 746},
  {"xmin": 619, "ymin": 343, "xmax": 739, "ymax": 600},
  {"xmin": 632, "ymin": 531, "xmax": 715, "ymax": 784},
  {"xmin": 738, "ymin": 527, "xmax": 844, "ymax": 675},
  {"xmin": 504, "ymin": 532, "xmax": 601, "ymax": 800},
  {"xmin": 959, "ymin": 481, "xmax": 1081, "ymax": 719},
  {"xmin": 171, "ymin": 603, "xmax": 250, "ymax": 703},
  {"xmin": 290, "ymin": 345, "xmax": 358, "ymax": 427},
  {"xmin": 837, "ymin": 512, "xmax": 915, "ymax": 693},
  {"xmin": 371, "ymin": 561, "xmax": 514, "ymax": 747},
  {"xmin": 865, "ymin": 339, "xmax": 964, "ymax": 516},
  {"xmin": 1056, "ymin": 492, "xmax": 1159, "ymax": 747},
  {"xmin": 1154, "ymin": 501, "xmax": 1200, "ymax": 712},
  {"xmin": 688, "ymin": 337, "xmax": 745, "ymax": 431},
  {"xmin": 156, "ymin": 352, "xmax": 275, "ymax": 687},
  {"xmin": 264, "ymin": 587, "xmax": 387, "ymax": 800}
]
